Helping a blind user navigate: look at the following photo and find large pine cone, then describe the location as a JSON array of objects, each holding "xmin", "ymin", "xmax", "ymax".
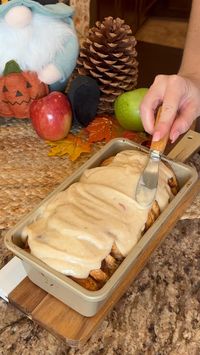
[{"xmin": 76, "ymin": 16, "xmax": 138, "ymax": 115}]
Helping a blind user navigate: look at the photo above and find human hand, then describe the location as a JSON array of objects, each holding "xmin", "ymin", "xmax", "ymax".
[{"xmin": 140, "ymin": 74, "xmax": 200, "ymax": 143}]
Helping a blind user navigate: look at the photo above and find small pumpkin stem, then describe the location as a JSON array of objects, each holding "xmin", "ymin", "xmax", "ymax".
[{"xmin": 3, "ymin": 60, "xmax": 22, "ymax": 75}]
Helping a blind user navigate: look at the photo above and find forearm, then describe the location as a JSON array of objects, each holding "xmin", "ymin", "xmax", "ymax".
[
  {"xmin": 179, "ymin": 0, "xmax": 200, "ymax": 78},
  {"xmin": 140, "ymin": 0, "xmax": 200, "ymax": 141}
]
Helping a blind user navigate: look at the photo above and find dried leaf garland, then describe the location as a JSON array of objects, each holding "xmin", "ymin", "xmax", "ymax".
[{"xmin": 47, "ymin": 133, "xmax": 91, "ymax": 161}]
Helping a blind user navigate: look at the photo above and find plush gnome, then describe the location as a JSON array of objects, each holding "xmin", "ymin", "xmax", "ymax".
[{"xmin": 0, "ymin": 0, "xmax": 79, "ymax": 91}]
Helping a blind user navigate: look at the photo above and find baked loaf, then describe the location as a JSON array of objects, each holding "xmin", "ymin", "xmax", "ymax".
[{"xmin": 22, "ymin": 149, "xmax": 178, "ymax": 291}]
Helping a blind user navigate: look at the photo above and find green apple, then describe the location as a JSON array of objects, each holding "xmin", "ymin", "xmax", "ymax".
[{"xmin": 114, "ymin": 88, "xmax": 148, "ymax": 131}]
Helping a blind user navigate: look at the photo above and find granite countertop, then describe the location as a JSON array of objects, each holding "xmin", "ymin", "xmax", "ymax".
[
  {"xmin": 1, "ymin": 217, "xmax": 200, "ymax": 354},
  {"xmin": 0, "ymin": 120, "xmax": 200, "ymax": 355}
]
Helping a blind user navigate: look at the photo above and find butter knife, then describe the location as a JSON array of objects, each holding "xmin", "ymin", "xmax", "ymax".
[{"xmin": 135, "ymin": 106, "xmax": 169, "ymax": 207}]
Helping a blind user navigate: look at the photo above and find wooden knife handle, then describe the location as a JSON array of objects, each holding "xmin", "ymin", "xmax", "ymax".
[{"xmin": 150, "ymin": 106, "xmax": 169, "ymax": 153}]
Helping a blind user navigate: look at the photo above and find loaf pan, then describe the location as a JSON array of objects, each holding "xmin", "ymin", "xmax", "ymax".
[{"xmin": 4, "ymin": 138, "xmax": 198, "ymax": 317}]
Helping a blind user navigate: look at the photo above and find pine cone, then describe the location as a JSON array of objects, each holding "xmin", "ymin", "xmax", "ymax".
[{"xmin": 77, "ymin": 16, "xmax": 138, "ymax": 115}]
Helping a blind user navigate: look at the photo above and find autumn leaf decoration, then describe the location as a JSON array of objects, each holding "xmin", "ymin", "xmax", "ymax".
[
  {"xmin": 47, "ymin": 116, "xmax": 122, "ymax": 160},
  {"xmin": 47, "ymin": 116, "xmax": 150, "ymax": 160},
  {"xmin": 85, "ymin": 115, "xmax": 151, "ymax": 147},
  {"xmin": 47, "ymin": 133, "xmax": 91, "ymax": 161},
  {"xmin": 85, "ymin": 116, "xmax": 124, "ymax": 143}
]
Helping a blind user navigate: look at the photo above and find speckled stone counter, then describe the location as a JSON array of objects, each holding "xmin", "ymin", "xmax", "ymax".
[{"xmin": 0, "ymin": 118, "xmax": 200, "ymax": 354}]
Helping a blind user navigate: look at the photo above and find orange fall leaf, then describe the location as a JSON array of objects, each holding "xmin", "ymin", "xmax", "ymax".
[{"xmin": 85, "ymin": 116, "xmax": 123, "ymax": 143}]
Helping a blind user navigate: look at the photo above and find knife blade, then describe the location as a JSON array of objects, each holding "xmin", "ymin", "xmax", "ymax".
[{"xmin": 135, "ymin": 106, "xmax": 169, "ymax": 207}]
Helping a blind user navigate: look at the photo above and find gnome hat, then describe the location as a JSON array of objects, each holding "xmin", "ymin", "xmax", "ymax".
[
  {"xmin": 0, "ymin": 0, "xmax": 74, "ymax": 24},
  {"xmin": 68, "ymin": 76, "xmax": 100, "ymax": 127}
]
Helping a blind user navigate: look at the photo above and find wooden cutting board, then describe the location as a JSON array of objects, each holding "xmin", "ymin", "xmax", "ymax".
[{"xmin": 8, "ymin": 130, "xmax": 200, "ymax": 347}]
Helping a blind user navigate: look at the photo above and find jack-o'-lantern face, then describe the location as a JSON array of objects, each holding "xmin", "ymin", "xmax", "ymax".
[{"xmin": 0, "ymin": 60, "xmax": 49, "ymax": 118}]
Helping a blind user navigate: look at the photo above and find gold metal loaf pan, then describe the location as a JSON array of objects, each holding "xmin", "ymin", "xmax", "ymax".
[{"xmin": 4, "ymin": 138, "xmax": 198, "ymax": 317}]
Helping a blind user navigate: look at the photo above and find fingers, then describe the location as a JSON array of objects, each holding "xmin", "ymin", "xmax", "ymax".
[
  {"xmin": 140, "ymin": 75, "xmax": 166, "ymax": 134},
  {"xmin": 140, "ymin": 75, "xmax": 193, "ymax": 141},
  {"xmin": 153, "ymin": 77, "xmax": 184, "ymax": 141},
  {"xmin": 170, "ymin": 104, "xmax": 197, "ymax": 142},
  {"xmin": 140, "ymin": 74, "xmax": 200, "ymax": 143}
]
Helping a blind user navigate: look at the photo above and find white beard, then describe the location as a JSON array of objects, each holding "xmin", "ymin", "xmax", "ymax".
[{"xmin": 0, "ymin": 13, "xmax": 75, "ymax": 75}]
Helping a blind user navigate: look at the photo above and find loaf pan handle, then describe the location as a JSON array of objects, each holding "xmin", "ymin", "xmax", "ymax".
[{"xmin": 167, "ymin": 130, "xmax": 200, "ymax": 163}]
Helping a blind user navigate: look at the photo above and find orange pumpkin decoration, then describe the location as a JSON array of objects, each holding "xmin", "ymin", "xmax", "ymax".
[{"xmin": 0, "ymin": 60, "xmax": 49, "ymax": 119}]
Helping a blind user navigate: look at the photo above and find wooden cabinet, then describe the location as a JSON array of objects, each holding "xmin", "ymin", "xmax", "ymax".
[
  {"xmin": 138, "ymin": 0, "xmax": 159, "ymax": 26},
  {"xmin": 90, "ymin": 0, "xmax": 158, "ymax": 34},
  {"xmin": 151, "ymin": 0, "xmax": 192, "ymax": 18},
  {"xmin": 90, "ymin": 1, "xmax": 192, "ymax": 33}
]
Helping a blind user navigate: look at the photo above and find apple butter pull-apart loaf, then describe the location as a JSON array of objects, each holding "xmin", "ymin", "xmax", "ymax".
[{"xmin": 22, "ymin": 150, "xmax": 178, "ymax": 291}]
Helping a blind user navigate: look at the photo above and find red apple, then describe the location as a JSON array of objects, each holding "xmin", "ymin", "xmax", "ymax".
[{"xmin": 30, "ymin": 91, "xmax": 72, "ymax": 141}]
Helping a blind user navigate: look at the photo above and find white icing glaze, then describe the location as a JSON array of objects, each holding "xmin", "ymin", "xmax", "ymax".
[{"xmin": 22, "ymin": 150, "xmax": 175, "ymax": 278}]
